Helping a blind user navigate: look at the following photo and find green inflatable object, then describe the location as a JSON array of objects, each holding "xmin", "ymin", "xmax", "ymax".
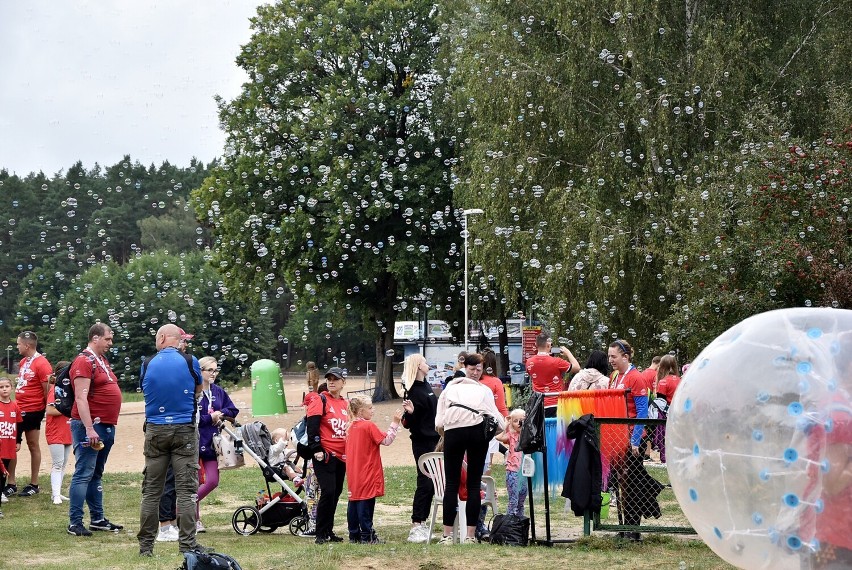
[{"xmin": 251, "ymin": 359, "xmax": 288, "ymax": 416}]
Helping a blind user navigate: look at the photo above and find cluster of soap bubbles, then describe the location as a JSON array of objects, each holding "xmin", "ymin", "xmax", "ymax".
[{"xmin": 668, "ymin": 308, "xmax": 852, "ymax": 570}]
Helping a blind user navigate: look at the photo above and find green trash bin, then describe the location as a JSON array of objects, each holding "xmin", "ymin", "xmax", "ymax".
[{"xmin": 251, "ymin": 359, "xmax": 288, "ymax": 416}]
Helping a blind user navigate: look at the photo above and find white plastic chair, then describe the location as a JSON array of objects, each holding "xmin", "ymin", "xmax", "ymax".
[
  {"xmin": 481, "ymin": 475, "xmax": 498, "ymax": 518},
  {"xmin": 417, "ymin": 452, "xmax": 466, "ymax": 543}
]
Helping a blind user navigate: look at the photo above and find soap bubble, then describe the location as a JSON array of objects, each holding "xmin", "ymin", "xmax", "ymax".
[{"xmin": 667, "ymin": 308, "xmax": 852, "ymax": 570}]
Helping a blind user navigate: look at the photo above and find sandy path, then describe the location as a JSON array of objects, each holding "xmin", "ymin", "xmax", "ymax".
[{"xmin": 13, "ymin": 376, "xmax": 415, "ymax": 481}]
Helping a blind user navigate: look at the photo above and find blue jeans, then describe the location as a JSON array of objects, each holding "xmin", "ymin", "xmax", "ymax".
[
  {"xmin": 69, "ymin": 420, "xmax": 116, "ymax": 526},
  {"xmin": 347, "ymin": 498, "xmax": 376, "ymax": 542}
]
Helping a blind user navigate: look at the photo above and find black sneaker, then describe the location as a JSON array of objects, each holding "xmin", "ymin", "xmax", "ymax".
[
  {"xmin": 18, "ymin": 484, "xmax": 39, "ymax": 497},
  {"xmin": 90, "ymin": 518, "xmax": 123, "ymax": 532},
  {"xmin": 68, "ymin": 523, "xmax": 93, "ymax": 537},
  {"xmin": 3, "ymin": 484, "xmax": 17, "ymax": 496},
  {"xmin": 328, "ymin": 533, "xmax": 344, "ymax": 543}
]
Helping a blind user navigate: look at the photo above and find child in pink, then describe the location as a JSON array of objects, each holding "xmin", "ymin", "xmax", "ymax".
[
  {"xmin": 0, "ymin": 377, "xmax": 21, "ymax": 517},
  {"xmin": 344, "ymin": 396, "xmax": 402, "ymax": 543},
  {"xmin": 46, "ymin": 361, "xmax": 73, "ymax": 505},
  {"xmin": 496, "ymin": 408, "xmax": 527, "ymax": 516}
]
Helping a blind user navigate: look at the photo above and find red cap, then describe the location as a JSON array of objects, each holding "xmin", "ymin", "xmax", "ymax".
[{"xmin": 178, "ymin": 327, "xmax": 194, "ymax": 340}]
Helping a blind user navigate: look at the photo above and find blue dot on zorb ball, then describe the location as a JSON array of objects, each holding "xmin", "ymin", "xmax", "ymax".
[
  {"xmin": 784, "ymin": 448, "xmax": 799, "ymax": 464},
  {"xmin": 797, "ymin": 361, "xmax": 812, "ymax": 374},
  {"xmin": 756, "ymin": 391, "xmax": 770, "ymax": 403},
  {"xmin": 693, "ymin": 443, "xmax": 700, "ymax": 456},
  {"xmin": 787, "ymin": 536, "xmax": 803, "ymax": 550},
  {"xmin": 783, "ymin": 493, "xmax": 800, "ymax": 507},
  {"xmin": 752, "ymin": 512, "xmax": 763, "ymax": 525},
  {"xmin": 713, "ymin": 527, "xmax": 722, "ymax": 539},
  {"xmin": 752, "ymin": 429, "xmax": 764, "ymax": 442},
  {"xmin": 689, "ymin": 488, "xmax": 698, "ymax": 502},
  {"xmin": 815, "ymin": 499, "xmax": 824, "ymax": 513},
  {"xmin": 787, "ymin": 402, "xmax": 803, "ymax": 416},
  {"xmin": 807, "ymin": 328, "xmax": 822, "ymax": 339},
  {"xmin": 684, "ymin": 398, "xmax": 692, "ymax": 412},
  {"xmin": 759, "ymin": 469, "xmax": 770, "ymax": 482}
]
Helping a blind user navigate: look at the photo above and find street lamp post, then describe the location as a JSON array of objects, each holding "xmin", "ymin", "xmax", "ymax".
[{"xmin": 462, "ymin": 208, "xmax": 484, "ymax": 352}]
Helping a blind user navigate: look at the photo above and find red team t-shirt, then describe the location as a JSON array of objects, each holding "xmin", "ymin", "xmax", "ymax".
[
  {"xmin": 525, "ymin": 354, "xmax": 571, "ymax": 407},
  {"xmin": 15, "ymin": 353, "xmax": 52, "ymax": 412},
  {"xmin": 655, "ymin": 374, "xmax": 681, "ymax": 404},
  {"xmin": 610, "ymin": 366, "xmax": 647, "ymax": 419},
  {"xmin": 0, "ymin": 400, "xmax": 21, "ymax": 460},
  {"xmin": 45, "ymin": 389, "xmax": 72, "ymax": 445},
  {"xmin": 69, "ymin": 350, "xmax": 123, "ymax": 426},
  {"xmin": 345, "ymin": 419, "xmax": 389, "ymax": 500},
  {"xmin": 307, "ymin": 393, "xmax": 349, "ymax": 460}
]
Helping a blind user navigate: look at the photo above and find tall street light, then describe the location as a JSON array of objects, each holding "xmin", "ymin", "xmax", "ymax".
[{"xmin": 463, "ymin": 208, "xmax": 484, "ymax": 352}]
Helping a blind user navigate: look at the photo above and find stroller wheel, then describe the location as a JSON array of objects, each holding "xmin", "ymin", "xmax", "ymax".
[
  {"xmin": 232, "ymin": 505, "xmax": 262, "ymax": 536},
  {"xmin": 289, "ymin": 516, "xmax": 308, "ymax": 536}
]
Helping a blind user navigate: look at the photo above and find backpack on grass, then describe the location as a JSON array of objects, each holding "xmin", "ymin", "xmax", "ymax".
[{"xmin": 180, "ymin": 549, "xmax": 242, "ymax": 570}]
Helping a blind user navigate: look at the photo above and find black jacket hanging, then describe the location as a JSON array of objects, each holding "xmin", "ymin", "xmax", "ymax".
[
  {"xmin": 518, "ymin": 391, "xmax": 545, "ymax": 453},
  {"xmin": 561, "ymin": 413, "xmax": 603, "ymax": 517}
]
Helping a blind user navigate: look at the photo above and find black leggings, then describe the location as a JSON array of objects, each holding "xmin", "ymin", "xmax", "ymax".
[
  {"xmin": 442, "ymin": 425, "xmax": 488, "ymax": 528},
  {"xmin": 313, "ymin": 454, "xmax": 346, "ymax": 539},
  {"xmin": 412, "ymin": 438, "xmax": 439, "ymax": 523}
]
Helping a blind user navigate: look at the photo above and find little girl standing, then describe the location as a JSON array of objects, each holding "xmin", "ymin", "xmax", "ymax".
[
  {"xmin": 0, "ymin": 376, "xmax": 21, "ymax": 518},
  {"xmin": 344, "ymin": 396, "xmax": 403, "ymax": 543},
  {"xmin": 495, "ymin": 408, "xmax": 527, "ymax": 516},
  {"xmin": 46, "ymin": 361, "xmax": 73, "ymax": 505}
]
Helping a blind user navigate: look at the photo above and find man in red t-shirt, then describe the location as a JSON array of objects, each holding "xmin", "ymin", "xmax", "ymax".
[
  {"xmin": 66, "ymin": 323, "xmax": 124, "ymax": 537},
  {"xmin": 639, "ymin": 356, "xmax": 661, "ymax": 394},
  {"xmin": 6, "ymin": 331, "xmax": 52, "ymax": 498},
  {"xmin": 525, "ymin": 333, "xmax": 580, "ymax": 417}
]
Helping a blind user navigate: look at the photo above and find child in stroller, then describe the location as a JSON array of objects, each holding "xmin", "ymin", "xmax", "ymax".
[{"xmin": 228, "ymin": 421, "xmax": 311, "ymax": 536}]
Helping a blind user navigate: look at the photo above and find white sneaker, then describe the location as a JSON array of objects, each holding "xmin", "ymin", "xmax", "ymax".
[
  {"xmin": 0, "ymin": 493, "xmax": 7, "ymax": 504},
  {"xmin": 156, "ymin": 525, "xmax": 178, "ymax": 542},
  {"xmin": 60, "ymin": 494, "xmax": 70, "ymax": 501},
  {"xmin": 407, "ymin": 525, "xmax": 429, "ymax": 544},
  {"xmin": 52, "ymin": 495, "xmax": 62, "ymax": 505},
  {"xmin": 196, "ymin": 520, "xmax": 206, "ymax": 533}
]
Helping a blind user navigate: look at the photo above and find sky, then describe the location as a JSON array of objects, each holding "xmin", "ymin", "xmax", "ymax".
[{"xmin": 0, "ymin": 0, "xmax": 263, "ymax": 177}]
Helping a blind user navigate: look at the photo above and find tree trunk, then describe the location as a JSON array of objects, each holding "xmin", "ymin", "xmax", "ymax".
[
  {"xmin": 372, "ymin": 326, "xmax": 399, "ymax": 402},
  {"xmin": 497, "ymin": 311, "xmax": 510, "ymax": 378}
]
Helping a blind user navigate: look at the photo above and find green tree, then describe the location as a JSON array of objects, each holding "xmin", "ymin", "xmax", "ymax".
[{"xmin": 193, "ymin": 0, "xmax": 458, "ymax": 399}]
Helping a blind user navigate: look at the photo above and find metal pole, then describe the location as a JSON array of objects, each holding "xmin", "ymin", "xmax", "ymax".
[{"xmin": 462, "ymin": 208, "xmax": 483, "ymax": 353}]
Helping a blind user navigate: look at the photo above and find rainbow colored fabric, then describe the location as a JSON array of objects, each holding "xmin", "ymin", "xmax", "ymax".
[{"xmin": 528, "ymin": 389, "xmax": 629, "ymax": 497}]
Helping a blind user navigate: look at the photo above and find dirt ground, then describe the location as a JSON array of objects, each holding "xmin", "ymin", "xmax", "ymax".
[{"xmin": 13, "ymin": 375, "xmax": 416, "ymax": 480}]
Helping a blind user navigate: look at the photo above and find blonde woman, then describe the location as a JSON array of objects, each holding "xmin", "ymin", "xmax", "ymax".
[
  {"xmin": 196, "ymin": 356, "xmax": 238, "ymax": 531},
  {"xmin": 399, "ymin": 354, "xmax": 439, "ymax": 543}
]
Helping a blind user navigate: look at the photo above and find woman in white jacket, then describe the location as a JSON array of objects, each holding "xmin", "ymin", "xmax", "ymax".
[{"xmin": 434, "ymin": 353, "xmax": 506, "ymax": 544}]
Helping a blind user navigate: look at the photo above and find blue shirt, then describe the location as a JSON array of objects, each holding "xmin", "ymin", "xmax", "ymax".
[{"xmin": 141, "ymin": 347, "xmax": 201, "ymax": 425}]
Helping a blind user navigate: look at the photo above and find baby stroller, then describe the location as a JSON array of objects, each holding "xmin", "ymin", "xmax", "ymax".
[{"xmin": 221, "ymin": 420, "xmax": 311, "ymax": 536}]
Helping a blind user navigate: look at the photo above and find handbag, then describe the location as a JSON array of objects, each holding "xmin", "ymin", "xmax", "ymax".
[
  {"xmin": 213, "ymin": 428, "xmax": 245, "ymax": 470},
  {"xmin": 449, "ymin": 402, "xmax": 500, "ymax": 440}
]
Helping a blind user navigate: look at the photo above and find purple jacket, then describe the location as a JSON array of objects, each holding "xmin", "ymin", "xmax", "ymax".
[{"xmin": 198, "ymin": 383, "xmax": 239, "ymax": 461}]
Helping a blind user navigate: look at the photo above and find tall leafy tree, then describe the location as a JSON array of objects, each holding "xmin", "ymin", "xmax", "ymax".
[{"xmin": 194, "ymin": 0, "xmax": 458, "ymax": 399}]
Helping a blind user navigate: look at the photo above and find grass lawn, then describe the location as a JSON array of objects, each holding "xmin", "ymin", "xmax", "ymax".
[{"xmin": 1, "ymin": 464, "xmax": 734, "ymax": 570}]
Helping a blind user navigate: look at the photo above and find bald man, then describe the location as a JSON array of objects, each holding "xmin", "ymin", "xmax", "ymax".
[{"xmin": 137, "ymin": 324, "xmax": 204, "ymax": 557}]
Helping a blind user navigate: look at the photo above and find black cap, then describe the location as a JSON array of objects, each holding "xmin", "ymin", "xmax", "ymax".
[{"xmin": 325, "ymin": 367, "xmax": 346, "ymax": 380}]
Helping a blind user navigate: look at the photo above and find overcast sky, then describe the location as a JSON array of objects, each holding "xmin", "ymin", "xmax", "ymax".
[{"xmin": 0, "ymin": 1, "xmax": 262, "ymax": 177}]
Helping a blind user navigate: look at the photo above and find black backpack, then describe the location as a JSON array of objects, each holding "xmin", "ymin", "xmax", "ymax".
[
  {"xmin": 180, "ymin": 549, "xmax": 242, "ymax": 570},
  {"xmin": 53, "ymin": 353, "xmax": 96, "ymax": 418}
]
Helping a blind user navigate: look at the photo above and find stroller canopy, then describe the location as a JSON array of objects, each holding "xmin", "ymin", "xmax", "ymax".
[{"xmin": 241, "ymin": 421, "xmax": 272, "ymax": 461}]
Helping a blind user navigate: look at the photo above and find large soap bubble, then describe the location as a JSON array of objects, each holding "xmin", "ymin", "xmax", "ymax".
[{"xmin": 667, "ymin": 308, "xmax": 852, "ymax": 570}]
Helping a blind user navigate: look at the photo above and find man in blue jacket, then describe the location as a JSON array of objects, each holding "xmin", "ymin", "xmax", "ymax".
[{"xmin": 137, "ymin": 323, "xmax": 203, "ymax": 557}]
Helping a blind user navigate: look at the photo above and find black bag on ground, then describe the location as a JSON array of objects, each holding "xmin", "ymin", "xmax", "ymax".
[
  {"xmin": 489, "ymin": 513, "xmax": 530, "ymax": 546},
  {"xmin": 181, "ymin": 549, "xmax": 242, "ymax": 569}
]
